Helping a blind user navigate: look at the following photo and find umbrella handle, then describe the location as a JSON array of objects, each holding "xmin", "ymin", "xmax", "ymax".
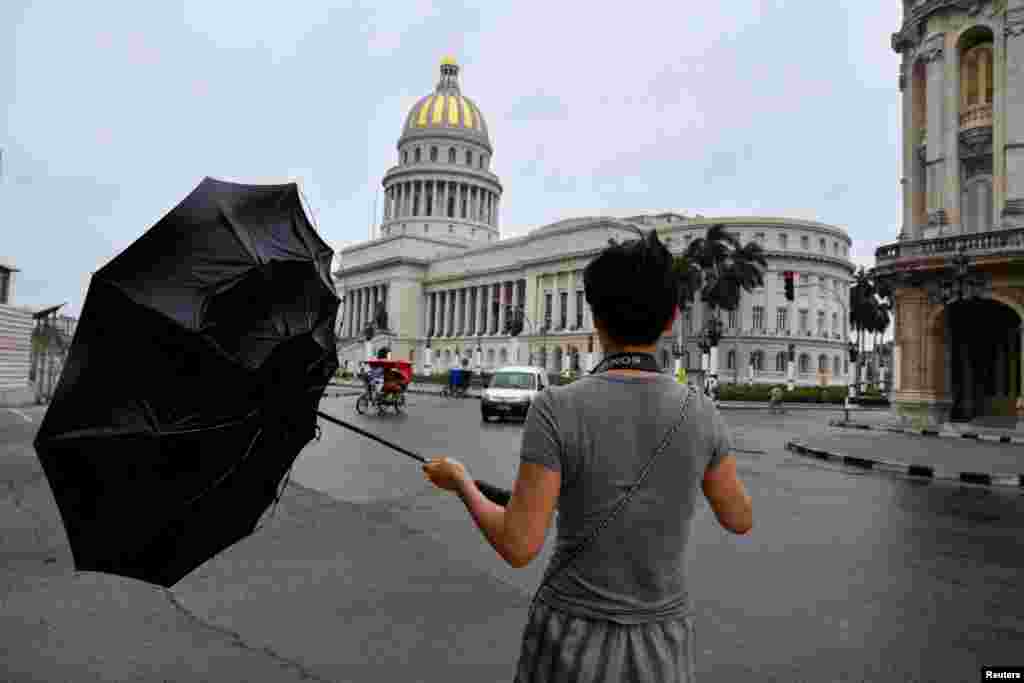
[{"xmin": 314, "ymin": 410, "xmax": 512, "ymax": 507}]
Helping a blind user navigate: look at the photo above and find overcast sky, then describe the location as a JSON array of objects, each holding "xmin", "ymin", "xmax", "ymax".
[{"xmin": 2, "ymin": 1, "xmax": 903, "ymax": 318}]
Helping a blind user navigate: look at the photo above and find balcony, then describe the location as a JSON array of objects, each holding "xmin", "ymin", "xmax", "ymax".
[
  {"xmin": 875, "ymin": 227, "xmax": 1024, "ymax": 268},
  {"xmin": 959, "ymin": 103, "xmax": 992, "ymax": 131}
]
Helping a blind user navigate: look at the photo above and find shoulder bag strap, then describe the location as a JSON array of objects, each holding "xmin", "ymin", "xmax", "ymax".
[{"xmin": 531, "ymin": 384, "xmax": 696, "ymax": 608}]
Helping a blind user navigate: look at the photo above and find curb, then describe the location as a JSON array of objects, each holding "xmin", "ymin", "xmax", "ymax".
[
  {"xmin": 785, "ymin": 440, "xmax": 1024, "ymax": 488},
  {"xmin": 829, "ymin": 419, "xmax": 1024, "ymax": 446}
]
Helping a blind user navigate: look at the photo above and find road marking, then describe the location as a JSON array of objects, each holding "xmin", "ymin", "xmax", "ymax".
[{"xmin": 7, "ymin": 408, "xmax": 32, "ymax": 423}]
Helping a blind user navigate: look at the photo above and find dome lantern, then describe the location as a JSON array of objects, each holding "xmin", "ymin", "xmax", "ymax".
[{"xmin": 437, "ymin": 55, "xmax": 460, "ymax": 92}]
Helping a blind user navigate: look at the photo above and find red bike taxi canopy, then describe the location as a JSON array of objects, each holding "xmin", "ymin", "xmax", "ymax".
[{"xmin": 366, "ymin": 359, "xmax": 413, "ymax": 384}]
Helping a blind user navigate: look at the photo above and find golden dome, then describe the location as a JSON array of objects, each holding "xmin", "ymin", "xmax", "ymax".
[{"xmin": 400, "ymin": 58, "xmax": 490, "ymax": 145}]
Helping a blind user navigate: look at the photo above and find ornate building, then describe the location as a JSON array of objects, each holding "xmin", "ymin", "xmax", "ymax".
[
  {"xmin": 876, "ymin": 0, "xmax": 1024, "ymax": 425},
  {"xmin": 334, "ymin": 57, "xmax": 855, "ymax": 384}
]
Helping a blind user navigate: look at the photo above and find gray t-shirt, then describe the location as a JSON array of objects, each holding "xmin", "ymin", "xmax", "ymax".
[{"xmin": 520, "ymin": 372, "xmax": 732, "ymax": 625}]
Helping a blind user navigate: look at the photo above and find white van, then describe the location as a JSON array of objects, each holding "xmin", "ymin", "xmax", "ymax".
[{"xmin": 481, "ymin": 366, "xmax": 548, "ymax": 423}]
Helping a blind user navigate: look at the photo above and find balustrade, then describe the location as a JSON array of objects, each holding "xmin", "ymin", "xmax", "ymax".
[{"xmin": 876, "ymin": 226, "xmax": 1024, "ymax": 262}]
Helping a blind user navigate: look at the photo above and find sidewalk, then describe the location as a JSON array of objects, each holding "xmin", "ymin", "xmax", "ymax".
[
  {"xmin": 787, "ymin": 427, "xmax": 1024, "ymax": 488},
  {"xmin": 0, "ymin": 414, "xmax": 531, "ymax": 681}
]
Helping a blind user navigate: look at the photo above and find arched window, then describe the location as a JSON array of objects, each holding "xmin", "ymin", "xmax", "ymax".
[
  {"xmin": 833, "ymin": 356, "xmax": 841, "ymax": 375},
  {"xmin": 430, "ymin": 146, "xmax": 437, "ymax": 162},
  {"xmin": 751, "ymin": 350, "xmax": 764, "ymax": 371},
  {"xmin": 776, "ymin": 351, "xmax": 787, "ymax": 372},
  {"xmin": 799, "ymin": 353, "xmax": 810, "ymax": 373},
  {"xmin": 466, "ymin": 150, "xmax": 473, "ymax": 165},
  {"xmin": 726, "ymin": 349, "xmax": 736, "ymax": 370},
  {"xmin": 449, "ymin": 147, "xmax": 456, "ymax": 163},
  {"xmin": 818, "ymin": 354, "xmax": 828, "ymax": 372},
  {"xmin": 414, "ymin": 148, "xmax": 421, "ymax": 163}
]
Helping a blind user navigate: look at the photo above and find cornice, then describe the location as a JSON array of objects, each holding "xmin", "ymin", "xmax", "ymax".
[
  {"xmin": 398, "ymin": 127, "xmax": 493, "ymax": 155},
  {"xmin": 381, "ymin": 164, "xmax": 503, "ymax": 192},
  {"xmin": 333, "ymin": 255, "xmax": 432, "ymax": 281},
  {"xmin": 893, "ymin": 1, "xmax": 989, "ymax": 53}
]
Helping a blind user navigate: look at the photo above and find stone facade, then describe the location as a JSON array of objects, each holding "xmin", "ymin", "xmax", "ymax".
[
  {"xmin": 335, "ymin": 58, "xmax": 855, "ymax": 382},
  {"xmin": 879, "ymin": 0, "xmax": 1024, "ymax": 426}
]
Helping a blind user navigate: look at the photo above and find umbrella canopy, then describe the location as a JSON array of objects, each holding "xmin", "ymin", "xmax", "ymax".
[{"xmin": 34, "ymin": 177, "xmax": 339, "ymax": 587}]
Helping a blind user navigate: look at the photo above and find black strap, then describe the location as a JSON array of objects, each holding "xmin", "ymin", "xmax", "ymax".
[{"xmin": 531, "ymin": 383, "xmax": 695, "ymax": 609}]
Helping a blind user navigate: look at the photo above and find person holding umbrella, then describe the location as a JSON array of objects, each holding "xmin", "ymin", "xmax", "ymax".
[{"xmin": 425, "ymin": 227, "xmax": 753, "ymax": 682}]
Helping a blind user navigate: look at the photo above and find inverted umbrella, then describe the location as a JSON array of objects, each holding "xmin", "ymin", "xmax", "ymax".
[{"xmin": 34, "ymin": 177, "xmax": 509, "ymax": 588}]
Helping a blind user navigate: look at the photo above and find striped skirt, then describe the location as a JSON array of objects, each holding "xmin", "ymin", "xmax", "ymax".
[{"xmin": 513, "ymin": 599, "xmax": 697, "ymax": 682}]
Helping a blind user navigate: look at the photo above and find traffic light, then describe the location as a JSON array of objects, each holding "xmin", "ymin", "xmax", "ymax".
[{"xmin": 783, "ymin": 271, "xmax": 795, "ymax": 301}]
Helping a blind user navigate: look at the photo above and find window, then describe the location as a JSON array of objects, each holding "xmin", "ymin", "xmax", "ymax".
[
  {"xmin": 430, "ymin": 146, "xmax": 438, "ymax": 162},
  {"xmin": 449, "ymin": 148, "xmax": 456, "ymax": 163},
  {"xmin": 727, "ymin": 350, "xmax": 736, "ymax": 370},
  {"xmin": 844, "ymin": 358, "xmax": 849, "ymax": 374},
  {"xmin": 776, "ymin": 351, "xmax": 787, "ymax": 371},
  {"xmin": 817, "ymin": 311, "xmax": 825, "ymax": 335},
  {"xmin": 559, "ymin": 292, "xmax": 568, "ymax": 329},
  {"xmin": 728, "ymin": 309, "xmax": 739, "ymax": 328},
  {"xmin": 799, "ymin": 310, "xmax": 808, "ymax": 332},
  {"xmin": 818, "ymin": 354, "xmax": 828, "ymax": 372},
  {"xmin": 799, "ymin": 353, "xmax": 810, "ymax": 373},
  {"xmin": 0, "ymin": 269, "xmax": 10, "ymax": 305},
  {"xmin": 479, "ymin": 155, "xmax": 485, "ymax": 169},
  {"xmin": 415, "ymin": 148, "xmax": 421, "ymax": 163},
  {"xmin": 544, "ymin": 293, "xmax": 552, "ymax": 329},
  {"xmin": 779, "ymin": 234, "xmax": 788, "ymax": 249},
  {"xmin": 753, "ymin": 306, "xmax": 764, "ymax": 330},
  {"xmin": 751, "ymin": 351, "xmax": 764, "ymax": 371},
  {"xmin": 466, "ymin": 150, "xmax": 473, "ymax": 165},
  {"xmin": 776, "ymin": 307, "xmax": 788, "ymax": 331},
  {"xmin": 575, "ymin": 291, "xmax": 584, "ymax": 328},
  {"xmin": 834, "ymin": 356, "xmax": 841, "ymax": 375},
  {"xmin": 819, "ymin": 238, "xmax": 826, "ymax": 253},
  {"xmin": 832, "ymin": 312, "xmax": 838, "ymax": 335},
  {"xmin": 833, "ymin": 242, "xmax": 839, "ymax": 256},
  {"xmin": 402, "ymin": 151, "xmax": 408, "ymax": 164},
  {"xmin": 801, "ymin": 235, "xmax": 809, "ymax": 250}
]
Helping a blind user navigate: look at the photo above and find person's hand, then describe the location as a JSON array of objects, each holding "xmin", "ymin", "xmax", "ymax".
[{"xmin": 423, "ymin": 457, "xmax": 470, "ymax": 493}]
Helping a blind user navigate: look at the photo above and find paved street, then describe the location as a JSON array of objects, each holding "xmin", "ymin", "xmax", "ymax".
[
  {"xmin": 1, "ymin": 399, "xmax": 1022, "ymax": 681},
  {"xmin": 297, "ymin": 394, "xmax": 1024, "ymax": 681}
]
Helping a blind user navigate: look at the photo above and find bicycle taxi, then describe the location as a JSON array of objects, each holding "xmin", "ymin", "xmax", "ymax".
[{"xmin": 356, "ymin": 359, "xmax": 413, "ymax": 415}]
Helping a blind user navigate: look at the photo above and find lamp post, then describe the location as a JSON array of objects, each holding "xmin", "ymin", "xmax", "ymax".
[{"xmin": 924, "ymin": 244, "xmax": 989, "ymax": 419}]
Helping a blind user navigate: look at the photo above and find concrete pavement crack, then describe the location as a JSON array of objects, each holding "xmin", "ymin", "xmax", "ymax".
[{"xmin": 163, "ymin": 589, "xmax": 335, "ymax": 683}]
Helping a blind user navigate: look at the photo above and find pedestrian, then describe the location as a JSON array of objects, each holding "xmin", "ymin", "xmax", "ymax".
[
  {"xmin": 424, "ymin": 227, "xmax": 753, "ymax": 682},
  {"xmin": 770, "ymin": 385, "xmax": 784, "ymax": 414}
]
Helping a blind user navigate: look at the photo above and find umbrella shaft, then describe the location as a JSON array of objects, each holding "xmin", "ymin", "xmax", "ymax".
[{"xmin": 315, "ymin": 410, "xmax": 426, "ymax": 463}]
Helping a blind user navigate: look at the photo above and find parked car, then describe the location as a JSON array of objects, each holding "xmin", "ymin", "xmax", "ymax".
[{"xmin": 481, "ymin": 366, "xmax": 548, "ymax": 423}]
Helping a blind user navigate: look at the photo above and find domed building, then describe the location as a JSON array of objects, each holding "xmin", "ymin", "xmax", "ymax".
[{"xmin": 335, "ymin": 57, "xmax": 856, "ymax": 385}]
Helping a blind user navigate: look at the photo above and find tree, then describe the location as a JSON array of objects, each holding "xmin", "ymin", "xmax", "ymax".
[
  {"xmin": 682, "ymin": 224, "xmax": 767, "ymax": 378},
  {"xmin": 671, "ymin": 253, "xmax": 702, "ymax": 373},
  {"xmin": 848, "ymin": 267, "xmax": 893, "ymax": 392}
]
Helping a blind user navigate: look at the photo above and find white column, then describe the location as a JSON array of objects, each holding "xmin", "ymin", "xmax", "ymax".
[
  {"xmin": 924, "ymin": 41, "xmax": 945, "ymax": 229},
  {"xmin": 568, "ymin": 271, "xmax": 578, "ymax": 329},
  {"xmin": 498, "ymin": 282, "xmax": 507, "ymax": 333}
]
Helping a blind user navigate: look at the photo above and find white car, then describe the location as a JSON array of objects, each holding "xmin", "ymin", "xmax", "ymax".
[{"xmin": 481, "ymin": 366, "xmax": 548, "ymax": 423}]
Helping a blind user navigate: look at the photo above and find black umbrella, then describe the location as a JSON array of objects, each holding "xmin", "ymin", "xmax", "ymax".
[{"xmin": 34, "ymin": 177, "xmax": 509, "ymax": 588}]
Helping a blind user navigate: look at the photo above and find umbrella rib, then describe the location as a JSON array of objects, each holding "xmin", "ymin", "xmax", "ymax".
[
  {"xmin": 183, "ymin": 426, "xmax": 263, "ymax": 508},
  {"xmin": 217, "ymin": 203, "xmax": 264, "ymax": 265}
]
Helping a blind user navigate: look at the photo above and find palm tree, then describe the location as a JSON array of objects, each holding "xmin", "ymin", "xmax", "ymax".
[
  {"xmin": 849, "ymin": 268, "xmax": 893, "ymax": 393},
  {"xmin": 683, "ymin": 224, "xmax": 767, "ymax": 380},
  {"xmin": 671, "ymin": 253, "xmax": 702, "ymax": 377}
]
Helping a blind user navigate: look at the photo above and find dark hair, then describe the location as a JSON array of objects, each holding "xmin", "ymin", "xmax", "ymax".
[{"xmin": 584, "ymin": 227, "xmax": 679, "ymax": 346}]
